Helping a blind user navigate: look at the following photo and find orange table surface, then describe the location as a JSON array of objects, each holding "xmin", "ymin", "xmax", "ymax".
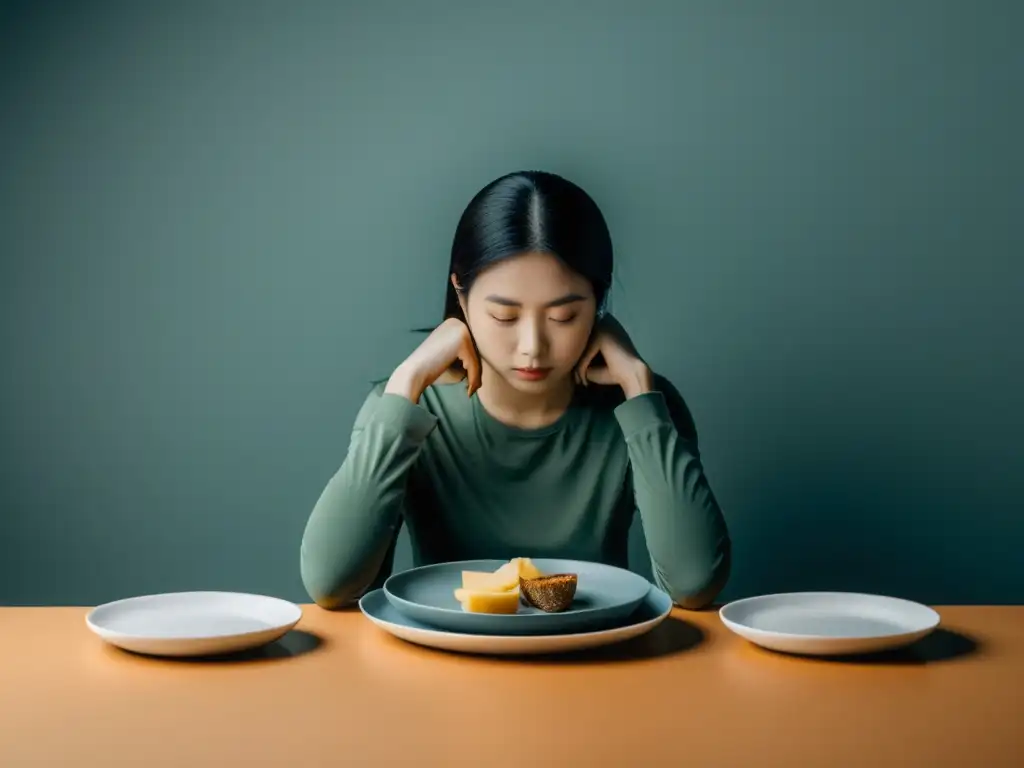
[{"xmin": 1, "ymin": 604, "xmax": 1021, "ymax": 766}]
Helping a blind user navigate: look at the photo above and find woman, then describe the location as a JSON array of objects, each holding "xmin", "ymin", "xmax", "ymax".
[{"xmin": 300, "ymin": 170, "xmax": 731, "ymax": 610}]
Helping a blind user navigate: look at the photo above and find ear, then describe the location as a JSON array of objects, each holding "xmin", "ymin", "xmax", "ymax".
[{"xmin": 451, "ymin": 273, "xmax": 469, "ymax": 319}]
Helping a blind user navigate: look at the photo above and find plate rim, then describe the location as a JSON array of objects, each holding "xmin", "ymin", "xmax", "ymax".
[
  {"xmin": 360, "ymin": 584, "xmax": 670, "ymax": 643},
  {"xmin": 719, "ymin": 591, "xmax": 941, "ymax": 641},
  {"xmin": 85, "ymin": 590, "xmax": 303, "ymax": 641},
  {"xmin": 383, "ymin": 557, "xmax": 651, "ymax": 619}
]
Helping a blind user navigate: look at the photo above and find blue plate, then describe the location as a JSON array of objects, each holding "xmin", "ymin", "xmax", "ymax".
[
  {"xmin": 360, "ymin": 587, "xmax": 672, "ymax": 656},
  {"xmin": 382, "ymin": 558, "xmax": 653, "ymax": 636}
]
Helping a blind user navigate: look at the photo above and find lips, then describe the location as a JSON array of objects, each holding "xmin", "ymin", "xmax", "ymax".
[{"xmin": 513, "ymin": 367, "xmax": 552, "ymax": 381}]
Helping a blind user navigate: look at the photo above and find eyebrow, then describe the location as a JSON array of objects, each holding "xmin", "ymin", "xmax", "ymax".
[{"xmin": 484, "ymin": 293, "xmax": 587, "ymax": 308}]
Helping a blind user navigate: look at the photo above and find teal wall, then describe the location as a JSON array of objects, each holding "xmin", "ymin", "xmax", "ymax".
[{"xmin": 2, "ymin": 1, "xmax": 1021, "ymax": 606}]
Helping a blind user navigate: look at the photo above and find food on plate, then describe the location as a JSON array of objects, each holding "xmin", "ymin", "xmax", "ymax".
[
  {"xmin": 459, "ymin": 557, "xmax": 545, "ymax": 592},
  {"xmin": 519, "ymin": 574, "xmax": 578, "ymax": 613},
  {"xmin": 509, "ymin": 556, "xmax": 545, "ymax": 580},
  {"xmin": 453, "ymin": 557, "xmax": 578, "ymax": 614},
  {"xmin": 453, "ymin": 586, "xmax": 521, "ymax": 614},
  {"xmin": 459, "ymin": 561, "xmax": 521, "ymax": 592}
]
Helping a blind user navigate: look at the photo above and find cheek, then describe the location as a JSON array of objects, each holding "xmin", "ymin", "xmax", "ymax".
[
  {"xmin": 556, "ymin": 324, "xmax": 594, "ymax": 366},
  {"xmin": 474, "ymin": 329, "xmax": 504, "ymax": 358},
  {"xmin": 464, "ymin": 309, "xmax": 509, "ymax": 357}
]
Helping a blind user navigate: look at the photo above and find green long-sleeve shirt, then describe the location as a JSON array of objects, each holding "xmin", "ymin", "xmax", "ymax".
[{"xmin": 300, "ymin": 376, "xmax": 731, "ymax": 610}]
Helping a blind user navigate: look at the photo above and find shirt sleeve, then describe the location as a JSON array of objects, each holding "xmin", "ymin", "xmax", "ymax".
[
  {"xmin": 614, "ymin": 375, "xmax": 732, "ymax": 609},
  {"xmin": 299, "ymin": 383, "xmax": 437, "ymax": 608}
]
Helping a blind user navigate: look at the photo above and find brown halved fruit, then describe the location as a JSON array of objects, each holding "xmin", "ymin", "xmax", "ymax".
[{"xmin": 519, "ymin": 574, "xmax": 578, "ymax": 613}]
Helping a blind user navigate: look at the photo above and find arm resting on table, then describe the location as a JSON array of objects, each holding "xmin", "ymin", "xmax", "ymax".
[
  {"xmin": 300, "ymin": 387, "xmax": 437, "ymax": 608},
  {"xmin": 615, "ymin": 377, "xmax": 732, "ymax": 609}
]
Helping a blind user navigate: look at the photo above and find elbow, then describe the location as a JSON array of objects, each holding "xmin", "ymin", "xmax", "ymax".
[
  {"xmin": 298, "ymin": 495, "xmax": 400, "ymax": 611},
  {"xmin": 309, "ymin": 593, "xmax": 357, "ymax": 611},
  {"xmin": 300, "ymin": 565, "xmax": 364, "ymax": 611},
  {"xmin": 305, "ymin": 583, "xmax": 362, "ymax": 611},
  {"xmin": 659, "ymin": 539, "xmax": 732, "ymax": 611},
  {"xmin": 671, "ymin": 578, "xmax": 726, "ymax": 611},
  {"xmin": 299, "ymin": 542, "xmax": 379, "ymax": 611}
]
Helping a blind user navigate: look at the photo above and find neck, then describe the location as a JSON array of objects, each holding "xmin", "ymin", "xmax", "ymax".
[{"xmin": 475, "ymin": 362, "xmax": 575, "ymax": 430}]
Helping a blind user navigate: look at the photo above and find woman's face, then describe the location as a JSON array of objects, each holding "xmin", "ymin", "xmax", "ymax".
[{"xmin": 455, "ymin": 251, "xmax": 598, "ymax": 395}]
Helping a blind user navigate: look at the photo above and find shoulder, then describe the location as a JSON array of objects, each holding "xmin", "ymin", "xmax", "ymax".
[
  {"xmin": 651, "ymin": 373, "xmax": 698, "ymax": 443},
  {"xmin": 355, "ymin": 379, "xmax": 468, "ymax": 421},
  {"xmin": 418, "ymin": 380, "xmax": 475, "ymax": 419},
  {"xmin": 578, "ymin": 373, "xmax": 698, "ymax": 443},
  {"xmin": 352, "ymin": 380, "xmax": 388, "ymax": 422}
]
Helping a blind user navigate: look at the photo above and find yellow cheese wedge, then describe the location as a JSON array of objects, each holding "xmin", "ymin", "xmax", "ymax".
[
  {"xmin": 511, "ymin": 557, "xmax": 544, "ymax": 580},
  {"xmin": 461, "ymin": 561, "xmax": 520, "ymax": 591},
  {"xmin": 454, "ymin": 587, "xmax": 521, "ymax": 614}
]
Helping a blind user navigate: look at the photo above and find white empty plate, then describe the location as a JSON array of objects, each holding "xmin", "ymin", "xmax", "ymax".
[
  {"xmin": 720, "ymin": 592, "xmax": 940, "ymax": 656},
  {"xmin": 86, "ymin": 591, "xmax": 303, "ymax": 657}
]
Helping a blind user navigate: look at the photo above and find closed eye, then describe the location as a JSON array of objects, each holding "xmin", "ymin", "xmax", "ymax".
[{"xmin": 490, "ymin": 314, "xmax": 577, "ymax": 325}]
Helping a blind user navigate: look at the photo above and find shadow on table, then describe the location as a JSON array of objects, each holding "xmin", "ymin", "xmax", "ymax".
[
  {"xmin": 771, "ymin": 628, "xmax": 980, "ymax": 666},
  {"xmin": 117, "ymin": 630, "xmax": 326, "ymax": 665},
  {"xmin": 495, "ymin": 615, "xmax": 705, "ymax": 665}
]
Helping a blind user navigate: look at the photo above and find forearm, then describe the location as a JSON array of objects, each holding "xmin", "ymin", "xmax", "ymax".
[
  {"xmin": 616, "ymin": 392, "xmax": 731, "ymax": 608},
  {"xmin": 300, "ymin": 393, "xmax": 436, "ymax": 608}
]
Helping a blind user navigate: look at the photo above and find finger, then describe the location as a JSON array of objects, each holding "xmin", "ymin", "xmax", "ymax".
[
  {"xmin": 436, "ymin": 366, "xmax": 466, "ymax": 386},
  {"xmin": 584, "ymin": 365, "xmax": 616, "ymax": 386},
  {"xmin": 576, "ymin": 341, "xmax": 598, "ymax": 380},
  {"xmin": 462, "ymin": 341, "xmax": 482, "ymax": 397},
  {"xmin": 576, "ymin": 339, "xmax": 602, "ymax": 387}
]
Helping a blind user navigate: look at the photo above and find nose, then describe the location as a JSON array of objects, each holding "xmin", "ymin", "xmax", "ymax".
[{"xmin": 517, "ymin": 316, "xmax": 547, "ymax": 361}]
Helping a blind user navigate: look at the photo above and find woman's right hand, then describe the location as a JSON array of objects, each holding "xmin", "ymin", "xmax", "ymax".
[{"xmin": 384, "ymin": 318, "xmax": 482, "ymax": 403}]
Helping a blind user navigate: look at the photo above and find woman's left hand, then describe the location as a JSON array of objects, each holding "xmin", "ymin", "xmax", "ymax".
[{"xmin": 575, "ymin": 314, "xmax": 654, "ymax": 399}]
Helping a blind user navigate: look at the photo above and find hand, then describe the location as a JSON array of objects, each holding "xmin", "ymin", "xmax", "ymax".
[
  {"xmin": 575, "ymin": 314, "xmax": 654, "ymax": 400},
  {"xmin": 385, "ymin": 318, "xmax": 482, "ymax": 403}
]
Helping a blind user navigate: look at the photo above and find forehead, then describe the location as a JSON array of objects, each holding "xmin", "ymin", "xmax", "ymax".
[{"xmin": 469, "ymin": 251, "xmax": 593, "ymax": 302}]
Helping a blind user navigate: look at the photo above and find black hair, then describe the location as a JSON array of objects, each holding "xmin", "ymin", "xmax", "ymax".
[
  {"xmin": 443, "ymin": 170, "xmax": 614, "ymax": 322},
  {"xmin": 380, "ymin": 170, "xmax": 615, "ymax": 386}
]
